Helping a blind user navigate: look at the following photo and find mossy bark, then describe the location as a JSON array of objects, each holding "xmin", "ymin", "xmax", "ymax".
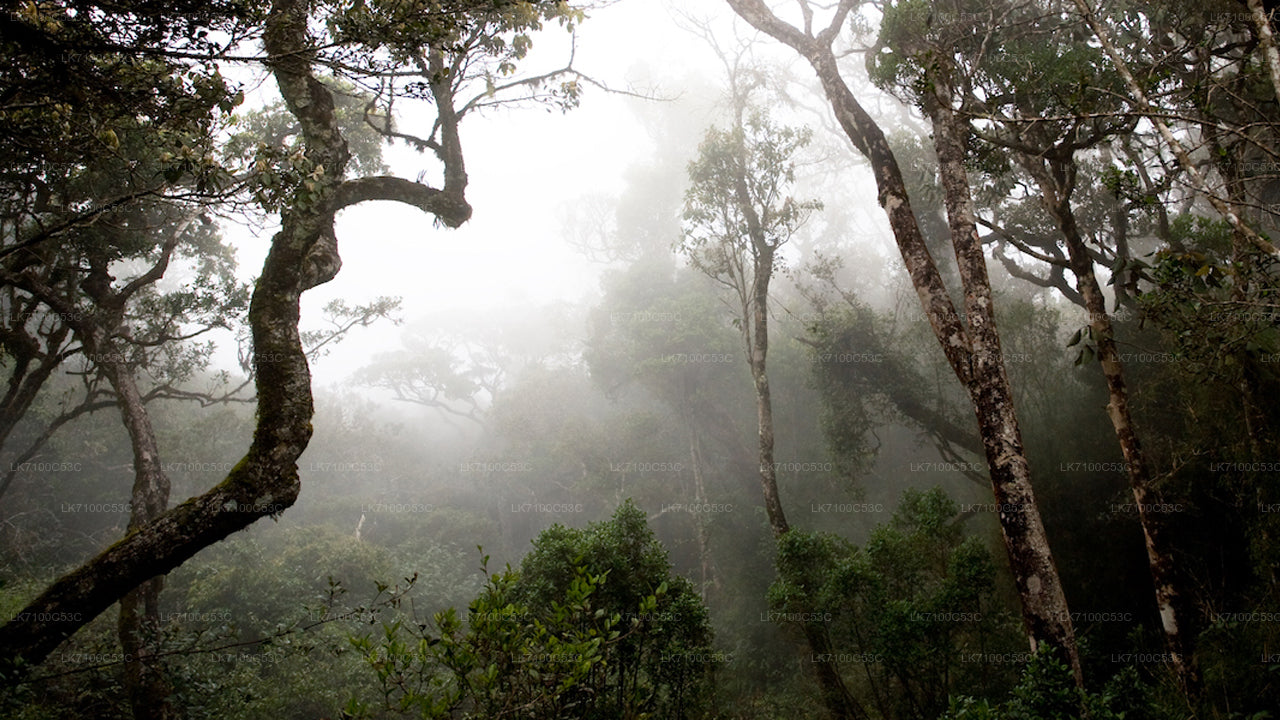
[
  {"xmin": 0, "ymin": 0, "xmax": 471, "ymax": 681},
  {"xmin": 724, "ymin": 0, "xmax": 1084, "ymax": 690}
]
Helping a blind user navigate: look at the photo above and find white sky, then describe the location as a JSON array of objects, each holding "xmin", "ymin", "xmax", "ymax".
[
  {"xmin": 222, "ymin": 0, "xmax": 752, "ymax": 388},
  {"xmin": 202, "ymin": 0, "xmax": 927, "ymax": 395}
]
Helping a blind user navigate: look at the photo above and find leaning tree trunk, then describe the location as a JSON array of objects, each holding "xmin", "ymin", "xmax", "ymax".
[
  {"xmin": 722, "ymin": 0, "xmax": 1083, "ymax": 684},
  {"xmin": 1032, "ymin": 160, "xmax": 1202, "ymax": 699},
  {"xmin": 0, "ymin": 0, "xmax": 472, "ymax": 680},
  {"xmin": 0, "ymin": 164, "xmax": 321, "ymax": 687},
  {"xmin": 923, "ymin": 67, "xmax": 1083, "ymax": 685}
]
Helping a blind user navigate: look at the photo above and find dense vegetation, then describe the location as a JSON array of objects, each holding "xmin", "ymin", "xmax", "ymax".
[{"xmin": 3, "ymin": 0, "xmax": 1280, "ymax": 718}]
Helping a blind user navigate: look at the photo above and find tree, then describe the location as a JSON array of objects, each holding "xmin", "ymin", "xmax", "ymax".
[
  {"xmin": 2, "ymin": 5, "xmax": 253, "ymax": 713},
  {"xmin": 867, "ymin": 0, "xmax": 1207, "ymax": 698},
  {"xmin": 681, "ymin": 97, "xmax": 875, "ymax": 717},
  {"xmin": 801, "ymin": 290, "xmax": 986, "ymax": 486},
  {"xmin": 0, "ymin": 0, "xmax": 248, "ymax": 490},
  {"xmin": 770, "ymin": 488, "xmax": 1017, "ymax": 720},
  {"xmin": 681, "ymin": 107, "xmax": 820, "ymax": 541},
  {"xmin": 352, "ymin": 500, "xmax": 716, "ymax": 720},
  {"xmin": 0, "ymin": 0, "xmax": 589, "ymax": 687},
  {"xmin": 1073, "ymin": 0, "xmax": 1279, "ymax": 260},
  {"xmin": 943, "ymin": 647, "xmax": 1152, "ymax": 720},
  {"xmin": 586, "ymin": 263, "xmax": 748, "ymax": 600},
  {"xmin": 723, "ymin": 0, "xmax": 1083, "ymax": 686},
  {"xmin": 355, "ymin": 305, "xmax": 578, "ymax": 430}
]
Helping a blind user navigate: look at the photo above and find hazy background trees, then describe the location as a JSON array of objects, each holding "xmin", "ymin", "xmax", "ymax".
[{"xmin": 3, "ymin": 1, "xmax": 1280, "ymax": 719}]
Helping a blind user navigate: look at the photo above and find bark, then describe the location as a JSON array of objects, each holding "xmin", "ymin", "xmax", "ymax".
[
  {"xmin": 974, "ymin": 42, "xmax": 1205, "ymax": 689},
  {"xmin": 0, "ymin": 242, "xmax": 312, "ymax": 676},
  {"xmin": 100, "ymin": 351, "xmax": 176, "ymax": 720},
  {"xmin": 0, "ymin": 234, "xmax": 189, "ymax": 712},
  {"xmin": 1040, "ymin": 175, "xmax": 1201, "ymax": 699},
  {"xmin": 724, "ymin": 0, "xmax": 1083, "ymax": 685},
  {"xmin": 749, "ymin": 244, "xmax": 790, "ymax": 539},
  {"xmin": 925, "ymin": 64, "xmax": 1082, "ymax": 685},
  {"xmin": 332, "ymin": 176, "xmax": 471, "ymax": 227},
  {"xmin": 0, "ymin": 0, "xmax": 472, "ymax": 680},
  {"xmin": 1248, "ymin": 0, "xmax": 1280, "ymax": 104}
]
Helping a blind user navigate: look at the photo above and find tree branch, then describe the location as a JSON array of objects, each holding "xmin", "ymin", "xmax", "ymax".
[{"xmin": 332, "ymin": 176, "xmax": 471, "ymax": 228}]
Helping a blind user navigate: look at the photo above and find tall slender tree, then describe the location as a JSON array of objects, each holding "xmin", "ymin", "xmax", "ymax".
[
  {"xmin": 681, "ymin": 97, "xmax": 865, "ymax": 717},
  {"xmin": 723, "ymin": 0, "xmax": 1084, "ymax": 685}
]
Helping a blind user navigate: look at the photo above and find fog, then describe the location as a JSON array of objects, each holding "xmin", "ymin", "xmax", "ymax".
[{"xmin": 3, "ymin": 1, "xmax": 1279, "ymax": 718}]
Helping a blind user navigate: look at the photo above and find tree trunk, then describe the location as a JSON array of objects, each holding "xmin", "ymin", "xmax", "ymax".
[
  {"xmin": 692, "ymin": 95, "xmax": 866, "ymax": 718},
  {"xmin": 0, "ymin": 0, "xmax": 472, "ymax": 679},
  {"xmin": 1248, "ymin": 0, "xmax": 1280, "ymax": 104},
  {"xmin": 685, "ymin": 425, "xmax": 718, "ymax": 600},
  {"xmin": 925, "ymin": 67, "xmax": 1083, "ymax": 685},
  {"xmin": 750, "ymin": 268, "xmax": 789, "ymax": 539},
  {"xmin": 0, "ymin": 220, "xmax": 315, "ymax": 681},
  {"xmin": 747, "ymin": 258, "xmax": 866, "ymax": 720},
  {"xmin": 743, "ymin": 188, "xmax": 867, "ymax": 720},
  {"xmin": 722, "ymin": 0, "xmax": 1083, "ymax": 684},
  {"xmin": 1033, "ymin": 159, "xmax": 1202, "ymax": 699},
  {"xmin": 95, "ymin": 343, "xmax": 177, "ymax": 720}
]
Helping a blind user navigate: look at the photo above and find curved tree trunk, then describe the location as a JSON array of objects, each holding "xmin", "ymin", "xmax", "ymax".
[{"xmin": 0, "ymin": 0, "xmax": 472, "ymax": 681}]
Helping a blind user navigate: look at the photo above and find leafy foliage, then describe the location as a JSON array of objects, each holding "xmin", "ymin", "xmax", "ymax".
[
  {"xmin": 681, "ymin": 110, "xmax": 821, "ymax": 277},
  {"xmin": 770, "ymin": 488, "xmax": 1019, "ymax": 719},
  {"xmin": 943, "ymin": 647, "xmax": 1158, "ymax": 720},
  {"xmin": 351, "ymin": 500, "xmax": 715, "ymax": 719},
  {"xmin": 1141, "ymin": 216, "xmax": 1280, "ymax": 393}
]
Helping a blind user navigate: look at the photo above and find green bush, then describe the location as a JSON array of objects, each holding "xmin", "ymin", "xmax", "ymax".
[
  {"xmin": 350, "ymin": 499, "xmax": 716, "ymax": 720},
  {"xmin": 943, "ymin": 647, "xmax": 1157, "ymax": 720},
  {"xmin": 769, "ymin": 487, "xmax": 1021, "ymax": 719}
]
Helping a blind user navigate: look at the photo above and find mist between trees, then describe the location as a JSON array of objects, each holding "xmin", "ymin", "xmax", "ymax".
[{"xmin": 3, "ymin": 1, "xmax": 1280, "ymax": 719}]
